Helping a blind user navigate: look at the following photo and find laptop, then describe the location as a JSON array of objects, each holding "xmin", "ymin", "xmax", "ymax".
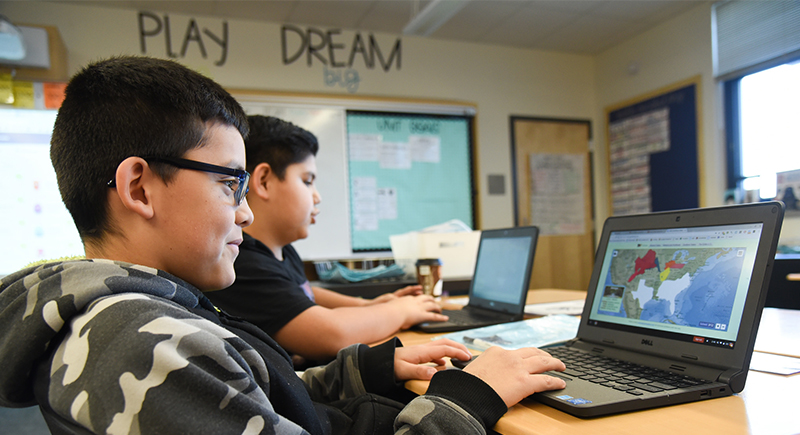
[
  {"xmin": 416, "ymin": 226, "xmax": 539, "ymax": 333},
  {"xmin": 534, "ymin": 201, "xmax": 784, "ymax": 417}
]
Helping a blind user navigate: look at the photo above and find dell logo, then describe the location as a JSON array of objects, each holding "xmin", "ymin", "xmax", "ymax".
[{"xmin": 641, "ymin": 339, "xmax": 653, "ymax": 346}]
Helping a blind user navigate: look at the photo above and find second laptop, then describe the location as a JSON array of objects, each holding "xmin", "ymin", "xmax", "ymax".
[{"xmin": 416, "ymin": 226, "xmax": 539, "ymax": 333}]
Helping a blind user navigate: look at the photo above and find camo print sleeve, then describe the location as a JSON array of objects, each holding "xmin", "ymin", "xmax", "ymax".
[
  {"xmin": 394, "ymin": 370, "xmax": 508, "ymax": 435},
  {"xmin": 302, "ymin": 341, "xmax": 508, "ymax": 435},
  {"xmin": 301, "ymin": 338, "xmax": 400, "ymax": 403},
  {"xmin": 44, "ymin": 292, "xmax": 311, "ymax": 435}
]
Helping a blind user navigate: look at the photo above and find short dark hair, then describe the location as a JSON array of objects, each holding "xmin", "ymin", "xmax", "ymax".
[
  {"xmin": 244, "ymin": 115, "xmax": 318, "ymax": 179},
  {"xmin": 50, "ymin": 56, "xmax": 249, "ymax": 242}
]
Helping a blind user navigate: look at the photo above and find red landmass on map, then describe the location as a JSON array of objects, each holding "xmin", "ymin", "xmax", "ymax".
[
  {"xmin": 664, "ymin": 260, "xmax": 685, "ymax": 269},
  {"xmin": 628, "ymin": 249, "xmax": 657, "ymax": 282}
]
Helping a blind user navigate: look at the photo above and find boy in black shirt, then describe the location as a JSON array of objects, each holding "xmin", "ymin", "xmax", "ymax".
[{"xmin": 207, "ymin": 115, "xmax": 450, "ymax": 361}]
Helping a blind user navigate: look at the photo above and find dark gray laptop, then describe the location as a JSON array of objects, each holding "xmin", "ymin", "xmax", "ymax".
[
  {"xmin": 534, "ymin": 201, "xmax": 784, "ymax": 417},
  {"xmin": 416, "ymin": 226, "xmax": 538, "ymax": 333}
]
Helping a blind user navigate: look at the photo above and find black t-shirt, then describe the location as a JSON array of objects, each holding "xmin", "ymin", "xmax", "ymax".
[{"xmin": 206, "ymin": 233, "xmax": 316, "ymax": 336}]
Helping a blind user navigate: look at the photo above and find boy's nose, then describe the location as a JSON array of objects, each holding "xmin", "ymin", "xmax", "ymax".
[
  {"xmin": 313, "ymin": 187, "xmax": 322, "ymax": 204},
  {"xmin": 237, "ymin": 196, "xmax": 255, "ymax": 227}
]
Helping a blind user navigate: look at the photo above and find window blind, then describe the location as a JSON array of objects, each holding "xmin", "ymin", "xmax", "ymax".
[{"xmin": 713, "ymin": 0, "xmax": 800, "ymax": 79}]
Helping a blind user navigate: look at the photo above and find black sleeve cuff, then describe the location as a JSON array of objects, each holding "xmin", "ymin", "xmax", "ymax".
[
  {"xmin": 425, "ymin": 369, "xmax": 508, "ymax": 429},
  {"xmin": 359, "ymin": 337, "xmax": 404, "ymax": 395}
]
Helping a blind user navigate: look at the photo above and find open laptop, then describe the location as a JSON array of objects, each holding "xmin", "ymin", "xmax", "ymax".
[
  {"xmin": 534, "ymin": 201, "xmax": 784, "ymax": 417},
  {"xmin": 416, "ymin": 226, "xmax": 538, "ymax": 333}
]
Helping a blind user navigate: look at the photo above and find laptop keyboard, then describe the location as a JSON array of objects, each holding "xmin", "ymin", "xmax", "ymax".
[{"xmin": 547, "ymin": 347, "xmax": 712, "ymax": 396}]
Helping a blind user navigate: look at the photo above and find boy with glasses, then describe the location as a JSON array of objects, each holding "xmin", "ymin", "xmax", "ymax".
[
  {"xmin": 0, "ymin": 56, "xmax": 566, "ymax": 435},
  {"xmin": 206, "ymin": 115, "xmax": 449, "ymax": 365}
]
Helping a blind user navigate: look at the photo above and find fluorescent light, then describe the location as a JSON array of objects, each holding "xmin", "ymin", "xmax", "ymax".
[{"xmin": 403, "ymin": 0, "xmax": 470, "ymax": 36}]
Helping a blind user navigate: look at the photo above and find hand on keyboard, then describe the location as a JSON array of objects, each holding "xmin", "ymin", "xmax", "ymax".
[{"xmin": 461, "ymin": 346, "xmax": 567, "ymax": 408}]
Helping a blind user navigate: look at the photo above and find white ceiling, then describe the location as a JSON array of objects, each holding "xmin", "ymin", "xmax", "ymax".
[{"xmin": 55, "ymin": 0, "xmax": 711, "ymax": 54}]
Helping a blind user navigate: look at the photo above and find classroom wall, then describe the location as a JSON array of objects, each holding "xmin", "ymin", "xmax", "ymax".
[
  {"xmin": 594, "ymin": 3, "xmax": 720, "ymax": 225},
  {"xmin": 0, "ymin": 1, "xmax": 596, "ymax": 233},
  {"xmin": 5, "ymin": 1, "xmax": 795, "ymax": 245},
  {"xmin": 594, "ymin": 2, "xmax": 800, "ymax": 243}
]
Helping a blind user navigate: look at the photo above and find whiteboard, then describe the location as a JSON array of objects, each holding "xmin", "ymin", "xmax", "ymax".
[
  {"xmin": 236, "ymin": 99, "xmax": 352, "ymax": 260},
  {"xmin": 0, "ymin": 108, "xmax": 84, "ymax": 276}
]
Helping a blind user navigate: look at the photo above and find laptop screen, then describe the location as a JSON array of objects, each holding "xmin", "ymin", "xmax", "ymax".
[
  {"xmin": 586, "ymin": 222, "xmax": 764, "ymax": 349},
  {"xmin": 471, "ymin": 235, "xmax": 535, "ymax": 304}
]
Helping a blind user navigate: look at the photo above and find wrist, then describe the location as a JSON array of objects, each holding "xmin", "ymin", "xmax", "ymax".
[
  {"xmin": 426, "ymin": 370, "xmax": 507, "ymax": 429},
  {"xmin": 360, "ymin": 337, "xmax": 403, "ymax": 394}
]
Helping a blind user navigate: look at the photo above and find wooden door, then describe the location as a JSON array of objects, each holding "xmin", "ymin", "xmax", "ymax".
[{"xmin": 511, "ymin": 118, "xmax": 594, "ymax": 291}]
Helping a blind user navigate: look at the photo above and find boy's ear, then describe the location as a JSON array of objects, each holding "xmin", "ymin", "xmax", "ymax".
[
  {"xmin": 250, "ymin": 162, "xmax": 273, "ymax": 200},
  {"xmin": 113, "ymin": 157, "xmax": 155, "ymax": 219}
]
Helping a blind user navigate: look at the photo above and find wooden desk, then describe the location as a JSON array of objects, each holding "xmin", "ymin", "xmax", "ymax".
[{"xmin": 398, "ymin": 290, "xmax": 800, "ymax": 435}]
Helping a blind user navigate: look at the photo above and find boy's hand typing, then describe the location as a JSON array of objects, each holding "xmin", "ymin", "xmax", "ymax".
[
  {"xmin": 391, "ymin": 295, "xmax": 448, "ymax": 329},
  {"xmin": 463, "ymin": 346, "xmax": 567, "ymax": 408},
  {"xmin": 392, "ymin": 285, "xmax": 424, "ymax": 297},
  {"xmin": 367, "ymin": 285, "xmax": 423, "ymax": 305},
  {"xmin": 394, "ymin": 339, "xmax": 471, "ymax": 381}
]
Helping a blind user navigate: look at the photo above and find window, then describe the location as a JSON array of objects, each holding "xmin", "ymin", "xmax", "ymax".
[
  {"xmin": 725, "ymin": 59, "xmax": 800, "ymax": 199},
  {"xmin": 715, "ymin": 0, "xmax": 800, "ymax": 202}
]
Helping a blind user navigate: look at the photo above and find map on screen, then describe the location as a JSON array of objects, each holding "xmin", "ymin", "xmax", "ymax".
[
  {"xmin": 598, "ymin": 247, "xmax": 745, "ymax": 332},
  {"xmin": 588, "ymin": 224, "xmax": 763, "ymax": 342}
]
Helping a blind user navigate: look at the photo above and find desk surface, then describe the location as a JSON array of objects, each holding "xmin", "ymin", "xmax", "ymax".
[{"xmin": 397, "ymin": 289, "xmax": 800, "ymax": 435}]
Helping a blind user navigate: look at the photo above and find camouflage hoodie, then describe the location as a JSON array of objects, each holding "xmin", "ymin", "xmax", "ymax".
[{"xmin": 0, "ymin": 259, "xmax": 506, "ymax": 434}]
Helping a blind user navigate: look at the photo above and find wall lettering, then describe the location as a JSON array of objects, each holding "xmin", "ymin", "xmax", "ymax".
[
  {"xmin": 377, "ymin": 119, "xmax": 402, "ymax": 132},
  {"xmin": 323, "ymin": 67, "xmax": 361, "ymax": 93},
  {"xmin": 410, "ymin": 120, "xmax": 441, "ymax": 134},
  {"xmin": 282, "ymin": 25, "xmax": 401, "ymax": 72},
  {"xmin": 138, "ymin": 12, "xmax": 229, "ymax": 66}
]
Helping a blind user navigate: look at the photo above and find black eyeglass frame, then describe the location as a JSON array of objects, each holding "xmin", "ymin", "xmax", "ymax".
[{"xmin": 107, "ymin": 156, "xmax": 250, "ymax": 206}]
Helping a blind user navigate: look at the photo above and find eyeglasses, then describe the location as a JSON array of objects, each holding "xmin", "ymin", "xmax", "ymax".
[{"xmin": 108, "ymin": 156, "xmax": 250, "ymax": 206}]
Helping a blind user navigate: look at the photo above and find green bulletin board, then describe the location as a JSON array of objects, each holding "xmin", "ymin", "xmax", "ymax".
[{"xmin": 346, "ymin": 111, "xmax": 475, "ymax": 251}]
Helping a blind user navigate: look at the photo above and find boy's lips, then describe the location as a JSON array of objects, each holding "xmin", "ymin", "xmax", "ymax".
[{"xmin": 227, "ymin": 238, "xmax": 242, "ymax": 256}]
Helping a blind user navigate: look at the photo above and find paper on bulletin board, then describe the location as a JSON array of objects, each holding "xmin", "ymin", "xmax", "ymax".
[
  {"xmin": 410, "ymin": 135, "xmax": 441, "ymax": 163},
  {"xmin": 377, "ymin": 187, "xmax": 398, "ymax": 220},
  {"xmin": 349, "ymin": 133, "xmax": 381, "ymax": 161},
  {"xmin": 529, "ymin": 153, "xmax": 586, "ymax": 235},
  {"xmin": 352, "ymin": 176, "xmax": 378, "ymax": 231},
  {"xmin": 0, "ymin": 73, "xmax": 13, "ymax": 104},
  {"xmin": 43, "ymin": 82, "xmax": 67, "ymax": 109},
  {"xmin": 608, "ymin": 107, "xmax": 670, "ymax": 216},
  {"xmin": 379, "ymin": 141, "xmax": 411, "ymax": 169},
  {"xmin": 12, "ymin": 81, "xmax": 35, "ymax": 108}
]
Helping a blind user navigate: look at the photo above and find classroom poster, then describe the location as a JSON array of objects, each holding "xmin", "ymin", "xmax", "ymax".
[{"xmin": 529, "ymin": 153, "xmax": 586, "ymax": 235}]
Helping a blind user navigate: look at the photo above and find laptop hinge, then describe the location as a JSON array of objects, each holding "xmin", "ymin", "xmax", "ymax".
[
  {"xmin": 719, "ymin": 368, "xmax": 747, "ymax": 393},
  {"xmin": 465, "ymin": 305, "xmax": 521, "ymax": 318}
]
